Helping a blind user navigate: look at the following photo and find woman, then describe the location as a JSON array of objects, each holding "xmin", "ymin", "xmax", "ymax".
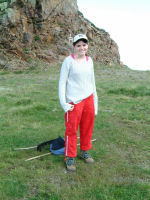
[{"xmin": 59, "ymin": 34, "xmax": 98, "ymax": 171}]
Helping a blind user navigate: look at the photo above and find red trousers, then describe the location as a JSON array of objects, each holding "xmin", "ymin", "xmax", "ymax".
[{"xmin": 65, "ymin": 94, "xmax": 95, "ymax": 158}]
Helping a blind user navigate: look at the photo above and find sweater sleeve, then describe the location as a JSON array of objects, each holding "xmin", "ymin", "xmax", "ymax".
[
  {"xmin": 91, "ymin": 59, "xmax": 98, "ymax": 115},
  {"xmin": 59, "ymin": 58, "xmax": 72, "ymax": 112}
]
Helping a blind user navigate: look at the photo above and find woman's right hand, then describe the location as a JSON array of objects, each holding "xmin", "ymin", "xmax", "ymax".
[{"xmin": 69, "ymin": 105, "xmax": 74, "ymax": 111}]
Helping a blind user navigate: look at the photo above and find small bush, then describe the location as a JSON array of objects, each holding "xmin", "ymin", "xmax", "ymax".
[
  {"xmin": 0, "ymin": 0, "xmax": 8, "ymax": 3},
  {"xmin": 16, "ymin": 0, "xmax": 24, "ymax": 8},
  {"xmin": 78, "ymin": 10, "xmax": 83, "ymax": 16},
  {"xmin": 24, "ymin": 48, "xmax": 29, "ymax": 54},
  {"xmin": 34, "ymin": 35, "xmax": 40, "ymax": 41}
]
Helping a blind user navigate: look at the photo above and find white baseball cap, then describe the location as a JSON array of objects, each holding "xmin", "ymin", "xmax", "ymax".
[{"xmin": 73, "ymin": 34, "xmax": 88, "ymax": 44}]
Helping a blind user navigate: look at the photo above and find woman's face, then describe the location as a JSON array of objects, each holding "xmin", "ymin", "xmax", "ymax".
[{"xmin": 74, "ymin": 40, "xmax": 88, "ymax": 57}]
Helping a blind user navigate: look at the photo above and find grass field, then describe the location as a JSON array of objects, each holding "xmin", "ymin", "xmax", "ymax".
[{"xmin": 0, "ymin": 61, "xmax": 150, "ymax": 200}]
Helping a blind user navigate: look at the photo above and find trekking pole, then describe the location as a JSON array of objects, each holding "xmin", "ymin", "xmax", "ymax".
[
  {"xmin": 14, "ymin": 138, "xmax": 95, "ymax": 151},
  {"xmin": 14, "ymin": 146, "xmax": 37, "ymax": 151},
  {"xmin": 77, "ymin": 139, "xmax": 96, "ymax": 146},
  {"xmin": 25, "ymin": 139, "xmax": 96, "ymax": 161},
  {"xmin": 25, "ymin": 152, "xmax": 52, "ymax": 161}
]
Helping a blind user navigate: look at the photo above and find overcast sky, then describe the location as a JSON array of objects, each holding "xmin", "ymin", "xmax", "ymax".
[{"xmin": 77, "ymin": 0, "xmax": 150, "ymax": 70}]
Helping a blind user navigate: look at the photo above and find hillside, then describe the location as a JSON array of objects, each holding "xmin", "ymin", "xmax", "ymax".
[{"xmin": 0, "ymin": 0, "xmax": 120, "ymax": 69}]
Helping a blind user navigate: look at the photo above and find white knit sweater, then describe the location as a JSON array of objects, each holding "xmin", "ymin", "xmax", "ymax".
[{"xmin": 59, "ymin": 55, "xmax": 98, "ymax": 115}]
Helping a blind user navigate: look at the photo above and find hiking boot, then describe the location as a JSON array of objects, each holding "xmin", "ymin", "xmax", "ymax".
[
  {"xmin": 80, "ymin": 150, "xmax": 94, "ymax": 164},
  {"xmin": 66, "ymin": 157, "xmax": 76, "ymax": 172}
]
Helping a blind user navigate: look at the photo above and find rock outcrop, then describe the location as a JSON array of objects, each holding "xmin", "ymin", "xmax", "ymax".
[{"xmin": 0, "ymin": 0, "xmax": 120, "ymax": 69}]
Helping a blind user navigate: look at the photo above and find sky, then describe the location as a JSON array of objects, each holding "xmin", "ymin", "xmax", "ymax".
[{"xmin": 77, "ymin": 0, "xmax": 150, "ymax": 71}]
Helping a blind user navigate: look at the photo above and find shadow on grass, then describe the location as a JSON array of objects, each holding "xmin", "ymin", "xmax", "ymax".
[{"xmin": 108, "ymin": 86, "xmax": 150, "ymax": 97}]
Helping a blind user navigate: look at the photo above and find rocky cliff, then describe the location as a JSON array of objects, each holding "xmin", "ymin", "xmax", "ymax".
[{"xmin": 0, "ymin": 0, "xmax": 120, "ymax": 69}]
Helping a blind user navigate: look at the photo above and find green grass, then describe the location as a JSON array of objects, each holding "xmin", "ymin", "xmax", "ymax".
[{"xmin": 0, "ymin": 63, "xmax": 150, "ymax": 200}]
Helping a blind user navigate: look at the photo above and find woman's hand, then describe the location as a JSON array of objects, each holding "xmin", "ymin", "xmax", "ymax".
[{"xmin": 69, "ymin": 105, "xmax": 74, "ymax": 111}]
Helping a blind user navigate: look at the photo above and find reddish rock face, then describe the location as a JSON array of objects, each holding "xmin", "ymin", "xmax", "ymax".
[{"xmin": 0, "ymin": 0, "xmax": 120, "ymax": 68}]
